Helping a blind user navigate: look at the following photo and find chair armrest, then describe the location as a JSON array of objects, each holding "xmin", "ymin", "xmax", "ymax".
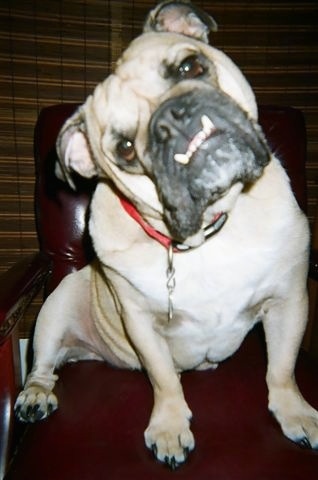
[
  {"xmin": 0, "ymin": 252, "xmax": 51, "ymax": 344},
  {"xmin": 0, "ymin": 252, "xmax": 51, "ymax": 478}
]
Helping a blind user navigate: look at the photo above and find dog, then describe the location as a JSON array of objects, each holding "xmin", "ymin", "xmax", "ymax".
[{"xmin": 15, "ymin": 0, "xmax": 318, "ymax": 469}]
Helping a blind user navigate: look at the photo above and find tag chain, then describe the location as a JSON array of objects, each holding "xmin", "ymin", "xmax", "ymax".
[{"xmin": 166, "ymin": 244, "xmax": 176, "ymax": 322}]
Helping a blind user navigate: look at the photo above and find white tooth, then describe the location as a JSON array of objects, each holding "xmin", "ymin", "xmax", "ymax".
[
  {"xmin": 174, "ymin": 153, "xmax": 190, "ymax": 165},
  {"xmin": 201, "ymin": 114, "xmax": 215, "ymax": 133}
]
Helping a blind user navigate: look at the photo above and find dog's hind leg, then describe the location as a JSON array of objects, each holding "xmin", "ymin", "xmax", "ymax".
[
  {"xmin": 15, "ymin": 267, "xmax": 94, "ymax": 422},
  {"xmin": 263, "ymin": 290, "xmax": 318, "ymax": 449}
]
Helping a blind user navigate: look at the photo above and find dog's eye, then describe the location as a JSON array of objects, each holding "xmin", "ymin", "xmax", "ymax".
[
  {"xmin": 177, "ymin": 55, "xmax": 205, "ymax": 79},
  {"xmin": 116, "ymin": 139, "xmax": 136, "ymax": 162}
]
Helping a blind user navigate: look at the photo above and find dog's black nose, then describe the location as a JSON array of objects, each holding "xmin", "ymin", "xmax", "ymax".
[
  {"xmin": 151, "ymin": 101, "xmax": 188, "ymax": 143},
  {"xmin": 149, "ymin": 95, "xmax": 202, "ymax": 166}
]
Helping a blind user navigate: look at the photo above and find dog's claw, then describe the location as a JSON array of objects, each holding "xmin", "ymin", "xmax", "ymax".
[
  {"xmin": 183, "ymin": 447, "xmax": 190, "ymax": 459},
  {"xmin": 164, "ymin": 455, "xmax": 178, "ymax": 470},
  {"xmin": 298, "ymin": 437, "xmax": 312, "ymax": 449},
  {"xmin": 47, "ymin": 403, "xmax": 55, "ymax": 416},
  {"xmin": 14, "ymin": 405, "xmax": 21, "ymax": 418},
  {"xmin": 24, "ymin": 403, "xmax": 44, "ymax": 422},
  {"xmin": 170, "ymin": 456, "xmax": 178, "ymax": 470},
  {"xmin": 26, "ymin": 404, "xmax": 36, "ymax": 421},
  {"xmin": 151, "ymin": 444, "xmax": 158, "ymax": 457}
]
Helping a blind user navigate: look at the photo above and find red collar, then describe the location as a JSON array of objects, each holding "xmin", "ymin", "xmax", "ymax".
[{"xmin": 120, "ymin": 196, "xmax": 227, "ymax": 252}]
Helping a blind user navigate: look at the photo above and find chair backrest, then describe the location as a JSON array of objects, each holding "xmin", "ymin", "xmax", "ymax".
[
  {"xmin": 34, "ymin": 104, "xmax": 307, "ymax": 293},
  {"xmin": 34, "ymin": 104, "xmax": 94, "ymax": 293}
]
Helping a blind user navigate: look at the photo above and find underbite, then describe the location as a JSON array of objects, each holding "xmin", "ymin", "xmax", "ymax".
[{"xmin": 174, "ymin": 115, "xmax": 217, "ymax": 165}]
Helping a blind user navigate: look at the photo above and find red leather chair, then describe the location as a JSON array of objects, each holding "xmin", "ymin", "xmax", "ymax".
[{"xmin": 1, "ymin": 105, "xmax": 318, "ymax": 479}]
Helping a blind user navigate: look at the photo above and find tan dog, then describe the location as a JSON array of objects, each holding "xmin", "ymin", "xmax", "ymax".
[{"xmin": 15, "ymin": 0, "xmax": 318, "ymax": 469}]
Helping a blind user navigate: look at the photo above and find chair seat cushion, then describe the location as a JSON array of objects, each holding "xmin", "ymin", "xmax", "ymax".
[{"xmin": 6, "ymin": 329, "xmax": 318, "ymax": 479}]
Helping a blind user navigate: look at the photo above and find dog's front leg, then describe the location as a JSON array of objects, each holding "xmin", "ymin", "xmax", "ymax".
[
  {"xmin": 138, "ymin": 338, "xmax": 194, "ymax": 467},
  {"xmin": 127, "ymin": 309, "xmax": 194, "ymax": 468},
  {"xmin": 111, "ymin": 275, "xmax": 194, "ymax": 468},
  {"xmin": 263, "ymin": 291, "xmax": 318, "ymax": 449},
  {"xmin": 143, "ymin": 343, "xmax": 194, "ymax": 469},
  {"xmin": 14, "ymin": 290, "xmax": 62, "ymax": 422},
  {"xmin": 15, "ymin": 269, "xmax": 93, "ymax": 422}
]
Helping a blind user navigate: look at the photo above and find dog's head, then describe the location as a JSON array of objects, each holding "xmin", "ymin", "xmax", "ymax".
[{"xmin": 56, "ymin": 1, "xmax": 270, "ymax": 246}]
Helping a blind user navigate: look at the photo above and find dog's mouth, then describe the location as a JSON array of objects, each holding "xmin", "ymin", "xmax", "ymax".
[
  {"xmin": 147, "ymin": 89, "xmax": 270, "ymax": 243},
  {"xmin": 173, "ymin": 114, "xmax": 218, "ymax": 166}
]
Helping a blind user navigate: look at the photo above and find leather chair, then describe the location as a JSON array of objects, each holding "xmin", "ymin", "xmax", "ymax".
[{"xmin": 1, "ymin": 105, "xmax": 317, "ymax": 479}]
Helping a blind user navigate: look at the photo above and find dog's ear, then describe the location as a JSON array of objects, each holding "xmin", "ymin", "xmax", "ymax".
[
  {"xmin": 143, "ymin": 0, "xmax": 217, "ymax": 43},
  {"xmin": 55, "ymin": 106, "xmax": 97, "ymax": 189}
]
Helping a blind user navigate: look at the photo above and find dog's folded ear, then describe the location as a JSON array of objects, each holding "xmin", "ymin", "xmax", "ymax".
[
  {"xmin": 143, "ymin": 0, "xmax": 217, "ymax": 43},
  {"xmin": 55, "ymin": 106, "xmax": 98, "ymax": 189}
]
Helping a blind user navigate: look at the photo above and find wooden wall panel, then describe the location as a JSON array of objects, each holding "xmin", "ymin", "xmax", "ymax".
[{"xmin": 0, "ymin": 0, "xmax": 317, "ymax": 336}]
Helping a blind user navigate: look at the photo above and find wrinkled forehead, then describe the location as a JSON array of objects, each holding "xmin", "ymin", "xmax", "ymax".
[
  {"xmin": 89, "ymin": 35, "xmax": 197, "ymax": 136},
  {"xmin": 115, "ymin": 32, "xmax": 257, "ymax": 120},
  {"xmin": 115, "ymin": 32, "xmax": 200, "ymax": 99},
  {"xmin": 89, "ymin": 74, "xmax": 146, "ymax": 140}
]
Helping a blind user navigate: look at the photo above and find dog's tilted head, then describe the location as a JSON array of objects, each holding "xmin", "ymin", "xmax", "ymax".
[{"xmin": 56, "ymin": 0, "xmax": 270, "ymax": 245}]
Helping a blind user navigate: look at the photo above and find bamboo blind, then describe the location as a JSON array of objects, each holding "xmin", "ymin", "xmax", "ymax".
[{"xmin": 0, "ymin": 0, "xmax": 317, "ymax": 336}]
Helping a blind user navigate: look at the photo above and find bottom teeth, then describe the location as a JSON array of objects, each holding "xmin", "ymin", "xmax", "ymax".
[
  {"xmin": 174, "ymin": 153, "xmax": 190, "ymax": 165},
  {"xmin": 174, "ymin": 114, "xmax": 215, "ymax": 165}
]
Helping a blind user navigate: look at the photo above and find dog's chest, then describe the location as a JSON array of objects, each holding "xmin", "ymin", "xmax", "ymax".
[
  {"xmin": 163, "ymin": 251, "xmax": 266, "ymax": 367},
  {"xmin": 112, "ymin": 232, "xmax": 274, "ymax": 367}
]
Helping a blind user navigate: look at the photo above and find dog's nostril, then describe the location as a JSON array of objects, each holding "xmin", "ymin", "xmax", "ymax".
[
  {"xmin": 171, "ymin": 106, "xmax": 186, "ymax": 120},
  {"xmin": 155, "ymin": 121, "xmax": 171, "ymax": 142}
]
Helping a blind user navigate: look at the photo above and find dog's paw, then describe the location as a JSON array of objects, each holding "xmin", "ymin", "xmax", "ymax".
[
  {"xmin": 144, "ymin": 403, "xmax": 195, "ymax": 469},
  {"xmin": 15, "ymin": 386, "xmax": 58, "ymax": 423},
  {"xmin": 269, "ymin": 389, "xmax": 318, "ymax": 449},
  {"xmin": 274, "ymin": 409, "xmax": 318, "ymax": 449}
]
